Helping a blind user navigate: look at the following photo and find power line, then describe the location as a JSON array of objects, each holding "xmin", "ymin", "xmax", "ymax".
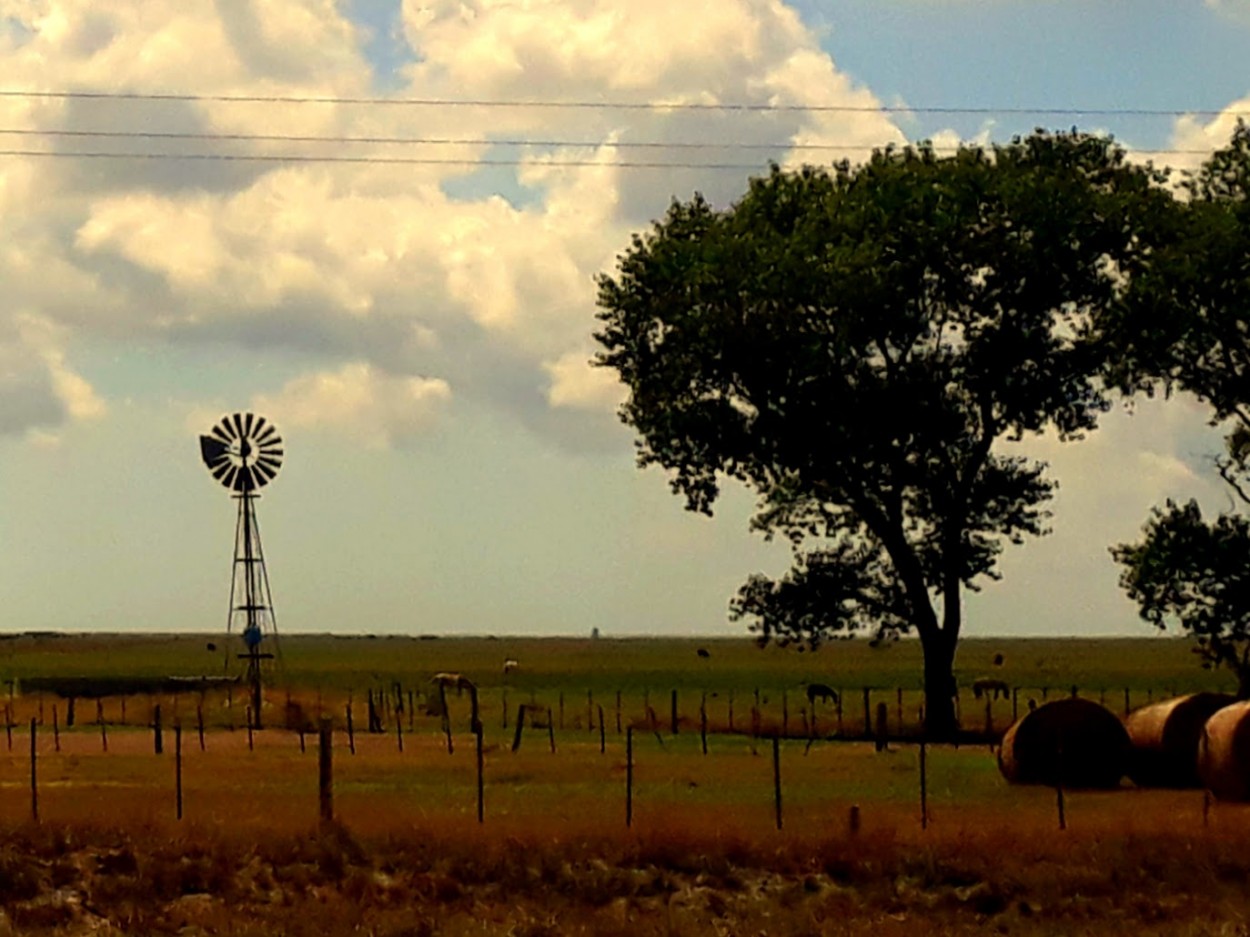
[
  {"xmin": 0, "ymin": 88, "xmax": 1245, "ymax": 118},
  {"xmin": 0, "ymin": 127, "xmax": 1222, "ymax": 157},
  {"xmin": 0, "ymin": 149, "xmax": 769, "ymax": 170},
  {"xmin": 0, "ymin": 126, "xmax": 881, "ymax": 151},
  {"xmin": 0, "ymin": 145, "xmax": 1216, "ymax": 170}
]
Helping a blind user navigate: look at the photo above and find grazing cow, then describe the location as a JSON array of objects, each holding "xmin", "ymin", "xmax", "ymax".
[
  {"xmin": 972, "ymin": 678, "xmax": 1011, "ymax": 700},
  {"xmin": 696, "ymin": 648, "xmax": 711, "ymax": 659},
  {"xmin": 431, "ymin": 672, "xmax": 475, "ymax": 696},
  {"xmin": 806, "ymin": 683, "xmax": 839, "ymax": 706},
  {"xmin": 992, "ymin": 653, "xmax": 1005, "ymax": 667},
  {"xmin": 503, "ymin": 658, "xmax": 519, "ymax": 675}
]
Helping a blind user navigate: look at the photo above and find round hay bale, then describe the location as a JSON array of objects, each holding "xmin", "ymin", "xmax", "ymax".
[
  {"xmin": 997, "ymin": 698, "xmax": 1128, "ymax": 788},
  {"xmin": 1124, "ymin": 692, "xmax": 1236, "ymax": 788},
  {"xmin": 1197, "ymin": 700, "xmax": 1250, "ymax": 801}
]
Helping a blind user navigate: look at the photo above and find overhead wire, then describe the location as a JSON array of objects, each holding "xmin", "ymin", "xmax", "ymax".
[
  {"xmin": 0, "ymin": 88, "xmax": 1245, "ymax": 118},
  {"xmin": 0, "ymin": 127, "xmax": 1224, "ymax": 157},
  {"xmin": 0, "ymin": 88, "xmax": 1234, "ymax": 170}
]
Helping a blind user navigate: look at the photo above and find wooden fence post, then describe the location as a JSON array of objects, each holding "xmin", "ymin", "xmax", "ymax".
[
  {"xmin": 700, "ymin": 692, "xmax": 708, "ymax": 755},
  {"xmin": 197, "ymin": 706, "xmax": 205, "ymax": 752},
  {"xmin": 626, "ymin": 726, "xmax": 633, "ymax": 828},
  {"xmin": 547, "ymin": 708, "xmax": 556, "ymax": 753},
  {"xmin": 511, "ymin": 705, "xmax": 527, "ymax": 752},
  {"xmin": 246, "ymin": 708, "xmax": 254, "ymax": 751},
  {"xmin": 440, "ymin": 684, "xmax": 453, "ymax": 754},
  {"xmin": 52, "ymin": 705, "xmax": 59, "ymax": 753},
  {"xmin": 175, "ymin": 725, "xmax": 183, "ymax": 821},
  {"xmin": 396, "ymin": 709, "xmax": 404, "ymax": 753},
  {"xmin": 875, "ymin": 702, "xmax": 888, "ymax": 752},
  {"xmin": 475, "ymin": 725, "xmax": 485, "ymax": 824},
  {"xmin": 319, "ymin": 718, "xmax": 333, "ymax": 826},
  {"xmin": 29, "ymin": 718, "xmax": 38, "ymax": 823},
  {"xmin": 920, "ymin": 738, "xmax": 928, "ymax": 830},
  {"xmin": 346, "ymin": 703, "xmax": 356, "ymax": 754},
  {"xmin": 153, "ymin": 704, "xmax": 163, "ymax": 755},
  {"xmin": 772, "ymin": 735, "xmax": 782, "ymax": 831},
  {"xmin": 598, "ymin": 705, "xmax": 606, "ymax": 754},
  {"xmin": 671, "ymin": 690, "xmax": 679, "ymax": 735}
]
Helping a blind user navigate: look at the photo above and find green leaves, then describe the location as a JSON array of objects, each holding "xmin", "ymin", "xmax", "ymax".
[
  {"xmin": 595, "ymin": 131, "xmax": 1165, "ymax": 735},
  {"xmin": 1112, "ymin": 500, "xmax": 1250, "ymax": 696}
]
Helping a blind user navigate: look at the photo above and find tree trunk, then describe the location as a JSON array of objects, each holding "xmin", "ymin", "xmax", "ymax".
[
  {"xmin": 922, "ymin": 631, "xmax": 959, "ymax": 740},
  {"xmin": 1237, "ymin": 666, "xmax": 1250, "ymax": 701}
]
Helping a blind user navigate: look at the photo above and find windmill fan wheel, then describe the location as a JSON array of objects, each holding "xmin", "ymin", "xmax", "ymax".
[{"xmin": 199, "ymin": 413, "xmax": 284, "ymax": 492}]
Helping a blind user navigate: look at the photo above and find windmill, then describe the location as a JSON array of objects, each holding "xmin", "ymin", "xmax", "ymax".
[{"xmin": 199, "ymin": 413, "xmax": 284, "ymax": 729}]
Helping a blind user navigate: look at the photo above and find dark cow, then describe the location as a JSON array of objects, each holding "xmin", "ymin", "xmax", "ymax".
[
  {"xmin": 972, "ymin": 678, "xmax": 1011, "ymax": 701},
  {"xmin": 806, "ymin": 683, "xmax": 839, "ymax": 706},
  {"xmin": 696, "ymin": 648, "xmax": 711, "ymax": 659}
]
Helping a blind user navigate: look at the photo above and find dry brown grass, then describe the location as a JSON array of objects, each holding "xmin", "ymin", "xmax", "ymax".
[
  {"xmin": 0, "ymin": 807, "xmax": 1248, "ymax": 935},
  {"xmin": 0, "ymin": 728, "xmax": 1248, "ymax": 934}
]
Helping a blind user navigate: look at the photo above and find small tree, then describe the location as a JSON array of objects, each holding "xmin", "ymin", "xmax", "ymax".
[
  {"xmin": 1112, "ymin": 500, "xmax": 1250, "ymax": 696},
  {"xmin": 595, "ymin": 133, "xmax": 1166, "ymax": 737}
]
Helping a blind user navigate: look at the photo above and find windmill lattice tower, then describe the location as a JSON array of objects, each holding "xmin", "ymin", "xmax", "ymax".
[{"xmin": 199, "ymin": 412, "xmax": 284, "ymax": 730}]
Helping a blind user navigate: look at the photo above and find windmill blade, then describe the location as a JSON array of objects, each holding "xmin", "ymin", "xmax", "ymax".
[
  {"xmin": 243, "ymin": 412, "xmax": 255, "ymax": 437},
  {"xmin": 256, "ymin": 424, "xmax": 278, "ymax": 444},
  {"xmin": 200, "ymin": 435, "xmax": 230, "ymax": 469},
  {"xmin": 253, "ymin": 416, "xmax": 270, "ymax": 438},
  {"xmin": 256, "ymin": 454, "xmax": 282, "ymax": 472},
  {"xmin": 211, "ymin": 421, "xmax": 234, "ymax": 443},
  {"xmin": 221, "ymin": 464, "xmax": 240, "ymax": 491},
  {"xmin": 254, "ymin": 461, "xmax": 278, "ymax": 483},
  {"xmin": 232, "ymin": 412, "xmax": 247, "ymax": 440}
]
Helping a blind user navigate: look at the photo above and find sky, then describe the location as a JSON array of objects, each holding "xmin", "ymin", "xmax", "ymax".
[{"xmin": 0, "ymin": 0, "xmax": 1246, "ymax": 641}]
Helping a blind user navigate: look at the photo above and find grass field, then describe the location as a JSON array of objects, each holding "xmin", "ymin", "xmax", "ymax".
[{"xmin": 0, "ymin": 632, "xmax": 1243, "ymax": 935}]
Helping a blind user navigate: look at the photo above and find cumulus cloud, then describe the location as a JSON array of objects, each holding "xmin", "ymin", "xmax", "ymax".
[
  {"xmin": 0, "ymin": 0, "xmax": 906, "ymax": 446},
  {"xmin": 252, "ymin": 361, "xmax": 451, "ymax": 448},
  {"xmin": 0, "ymin": 314, "xmax": 104, "ymax": 438},
  {"xmin": 1169, "ymin": 96, "xmax": 1250, "ymax": 173},
  {"xmin": 543, "ymin": 349, "xmax": 626, "ymax": 411}
]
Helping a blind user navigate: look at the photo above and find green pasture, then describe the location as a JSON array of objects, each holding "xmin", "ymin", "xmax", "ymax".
[
  {"xmin": 0, "ymin": 632, "xmax": 1228, "ymax": 696},
  {"xmin": 0, "ymin": 632, "xmax": 1231, "ymax": 740}
]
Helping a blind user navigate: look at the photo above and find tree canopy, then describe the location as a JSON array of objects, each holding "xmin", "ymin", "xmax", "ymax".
[
  {"xmin": 1112, "ymin": 500, "xmax": 1250, "ymax": 696},
  {"xmin": 595, "ymin": 132, "xmax": 1167, "ymax": 736},
  {"xmin": 1109, "ymin": 124, "xmax": 1250, "ymax": 688}
]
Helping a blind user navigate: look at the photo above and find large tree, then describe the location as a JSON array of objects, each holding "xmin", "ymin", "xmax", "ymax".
[
  {"xmin": 595, "ymin": 133, "xmax": 1167, "ymax": 737},
  {"xmin": 1107, "ymin": 124, "xmax": 1250, "ymax": 684},
  {"xmin": 1113, "ymin": 499, "xmax": 1250, "ymax": 696}
]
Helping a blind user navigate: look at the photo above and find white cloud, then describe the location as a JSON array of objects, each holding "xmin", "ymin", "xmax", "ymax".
[
  {"xmin": 252, "ymin": 361, "xmax": 451, "ymax": 448},
  {"xmin": 0, "ymin": 0, "xmax": 906, "ymax": 446},
  {"xmin": 543, "ymin": 350, "xmax": 626, "ymax": 411},
  {"xmin": 0, "ymin": 314, "xmax": 104, "ymax": 438}
]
